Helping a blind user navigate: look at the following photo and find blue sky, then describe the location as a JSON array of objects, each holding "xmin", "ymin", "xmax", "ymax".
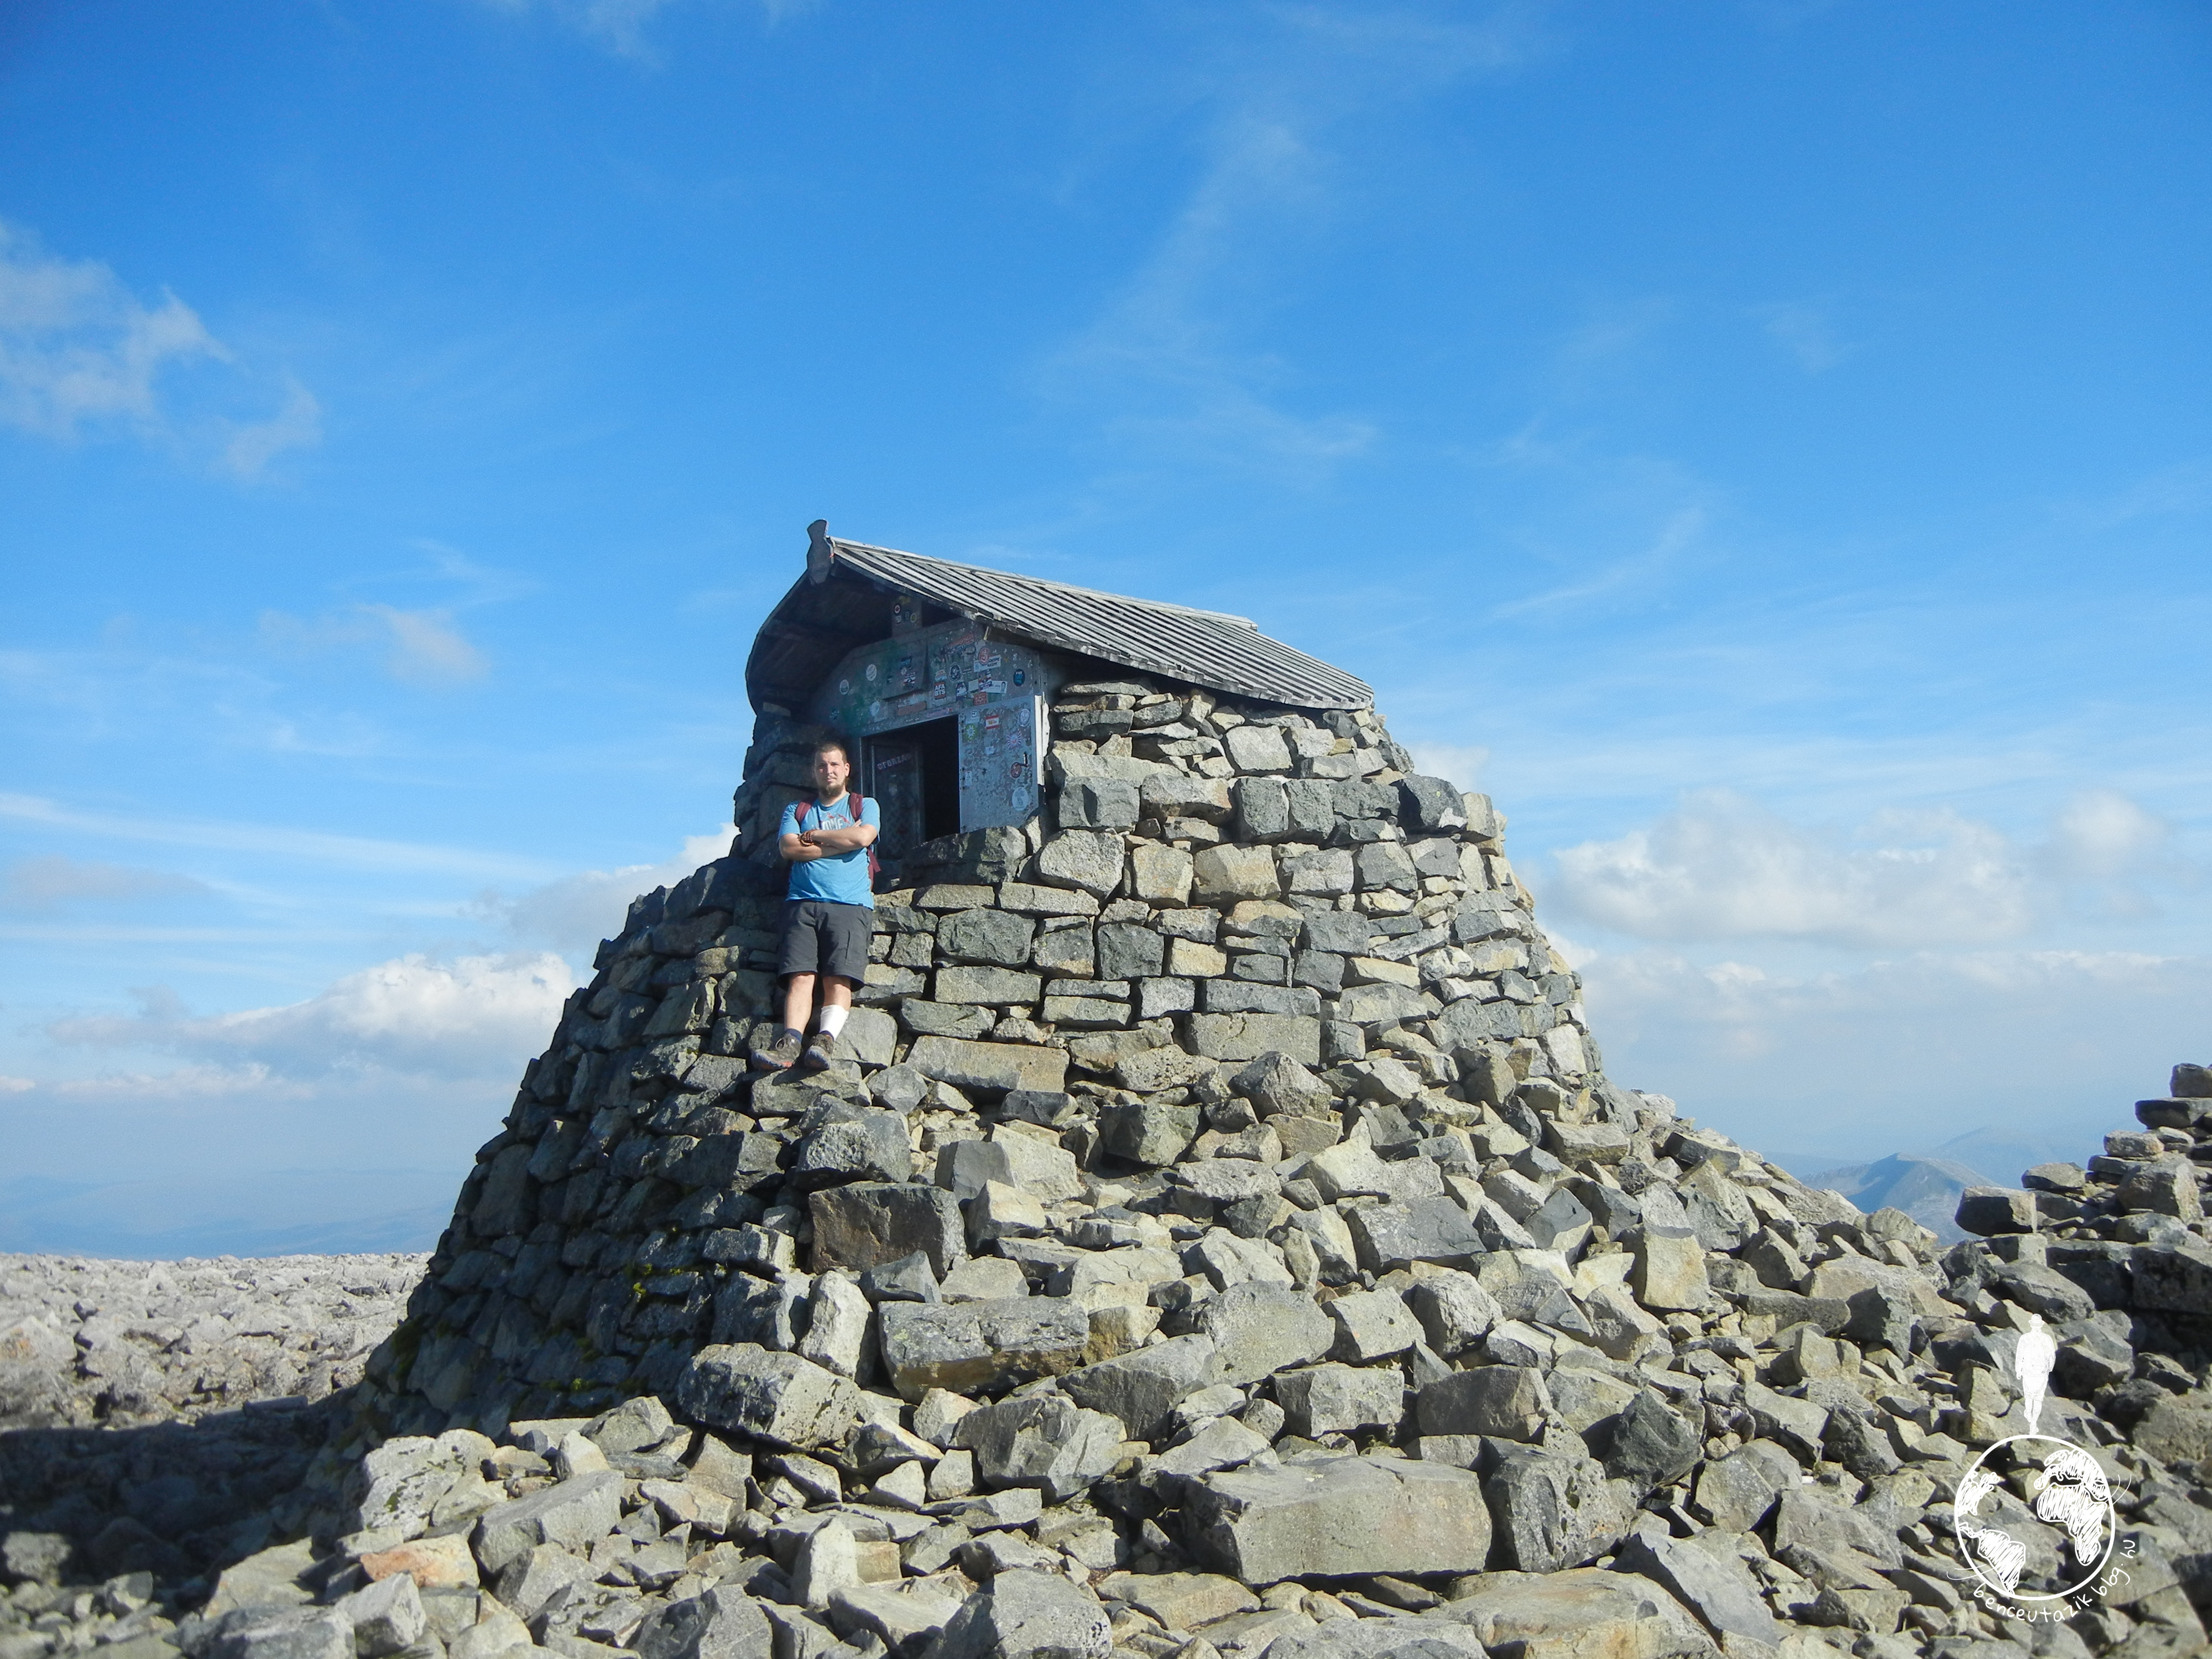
[{"xmin": 2, "ymin": 1, "xmax": 2207, "ymax": 1253}]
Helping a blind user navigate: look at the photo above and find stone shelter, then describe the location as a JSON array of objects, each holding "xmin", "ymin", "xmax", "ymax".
[{"xmin": 374, "ymin": 523, "xmax": 1604, "ymax": 1432}]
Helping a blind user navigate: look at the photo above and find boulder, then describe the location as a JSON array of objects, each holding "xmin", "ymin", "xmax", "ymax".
[
  {"xmin": 1183, "ymin": 1454, "xmax": 1494, "ymax": 1585},
  {"xmin": 1061, "ymin": 1334, "xmax": 1223, "ymax": 1441},
  {"xmin": 951, "ymin": 1393, "xmax": 1124, "ymax": 1501},
  {"xmin": 1274, "ymin": 1364, "xmax": 1406, "ymax": 1438},
  {"xmin": 675, "ymin": 1347, "xmax": 860, "ymax": 1451},
  {"xmin": 876, "ymin": 1297, "xmax": 1091, "ymax": 1400},
  {"xmin": 931, "ymin": 1569, "xmax": 1111, "ymax": 1659},
  {"xmin": 811, "ymin": 1183, "xmax": 967, "ymax": 1278},
  {"xmin": 471, "ymin": 1469, "xmax": 625, "ymax": 1575}
]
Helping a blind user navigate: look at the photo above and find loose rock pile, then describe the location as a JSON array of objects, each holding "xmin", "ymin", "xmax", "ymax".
[{"xmin": 5, "ymin": 675, "xmax": 2210, "ymax": 1659}]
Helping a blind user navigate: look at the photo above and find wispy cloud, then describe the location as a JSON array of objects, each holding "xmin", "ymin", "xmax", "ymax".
[
  {"xmin": 260, "ymin": 604, "xmax": 489, "ymax": 687},
  {"xmin": 1042, "ymin": 4, "xmax": 1540, "ymax": 478},
  {"xmin": 473, "ymin": 822, "xmax": 734, "ymax": 956},
  {"xmin": 1, "ymin": 855, "xmax": 210, "ymax": 913},
  {"xmin": 1577, "ymin": 940, "xmax": 2212, "ymax": 1164},
  {"xmin": 0, "ymin": 221, "xmax": 320, "ymax": 475},
  {"xmin": 1547, "ymin": 787, "xmax": 2189, "ymax": 950},
  {"xmin": 1755, "ymin": 298, "xmax": 1852, "ymax": 372},
  {"xmin": 0, "ymin": 792, "xmax": 560, "ymax": 881}
]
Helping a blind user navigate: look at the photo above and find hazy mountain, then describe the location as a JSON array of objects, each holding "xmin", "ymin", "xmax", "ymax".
[{"xmin": 1807, "ymin": 1154, "xmax": 1992, "ymax": 1244}]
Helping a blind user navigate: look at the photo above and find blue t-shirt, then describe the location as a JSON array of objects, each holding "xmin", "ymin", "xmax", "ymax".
[{"xmin": 780, "ymin": 793, "xmax": 880, "ymax": 909}]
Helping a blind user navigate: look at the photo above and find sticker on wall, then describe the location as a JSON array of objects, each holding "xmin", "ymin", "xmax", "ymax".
[
  {"xmin": 1011, "ymin": 785, "xmax": 1030, "ymax": 810},
  {"xmin": 1013, "ymin": 669, "xmax": 1025, "ymax": 685},
  {"xmin": 870, "ymin": 700, "xmax": 884, "ymax": 720}
]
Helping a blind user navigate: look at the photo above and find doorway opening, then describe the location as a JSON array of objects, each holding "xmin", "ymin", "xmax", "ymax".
[{"xmin": 866, "ymin": 716, "xmax": 960, "ymax": 868}]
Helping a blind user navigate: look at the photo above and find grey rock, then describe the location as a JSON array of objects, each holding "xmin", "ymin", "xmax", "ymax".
[
  {"xmin": 1402, "ymin": 1270, "xmax": 1500, "ymax": 1357},
  {"xmin": 1061, "ymin": 1334, "xmax": 1222, "ymax": 1441},
  {"xmin": 1060, "ymin": 779, "xmax": 1140, "ymax": 831},
  {"xmin": 875, "ymin": 1297, "xmax": 1090, "ymax": 1400},
  {"xmin": 1614, "ymin": 1528, "xmax": 1781, "ymax": 1646},
  {"xmin": 1096, "ymin": 923, "xmax": 1165, "ymax": 980},
  {"xmin": 1232, "ymin": 1052, "xmax": 1334, "ymax": 1118},
  {"xmin": 1184, "ymin": 1012, "xmax": 1322, "ymax": 1067},
  {"xmin": 633, "ymin": 1587, "xmax": 776, "ymax": 1659},
  {"xmin": 472, "ymin": 1469, "xmax": 626, "ymax": 1575},
  {"xmin": 493, "ymin": 1540, "xmax": 597, "ymax": 1619},
  {"xmin": 930, "ymin": 1569, "xmax": 1110, "ymax": 1659},
  {"xmin": 790, "ymin": 1108, "xmax": 915, "ymax": 1190},
  {"xmin": 1272, "ymin": 1363, "xmax": 1406, "ymax": 1438},
  {"xmin": 1954, "ymin": 1187, "xmax": 2038, "ymax": 1235},
  {"xmin": 1098, "ymin": 1100, "xmax": 1200, "ymax": 1167},
  {"xmin": 951, "ymin": 1394, "xmax": 1124, "ymax": 1501},
  {"xmin": 1483, "ymin": 1447, "xmax": 1630, "ymax": 1573},
  {"xmin": 1600, "ymin": 1389, "xmax": 1699, "ymax": 1494},
  {"xmin": 1691, "ymin": 1440, "xmax": 1798, "ymax": 1532},
  {"xmin": 1194, "ymin": 1284, "xmax": 1335, "ymax": 1385},
  {"xmin": 1184, "ymin": 1454, "xmax": 1493, "ymax": 1585},
  {"xmin": 206, "ymin": 1608, "xmax": 354, "ymax": 1659},
  {"xmin": 336, "ymin": 1573, "xmax": 427, "ymax": 1659},
  {"xmin": 811, "ymin": 1183, "xmax": 967, "ymax": 1278},
  {"xmin": 1327, "ymin": 1288, "xmax": 1422, "ymax": 1361},
  {"xmin": 675, "ymin": 1346, "xmax": 860, "ymax": 1451},
  {"xmin": 1344, "ymin": 1197, "xmax": 1485, "ymax": 1272},
  {"xmin": 858, "ymin": 1256, "xmax": 938, "ymax": 1310},
  {"xmin": 906, "ymin": 1036, "xmax": 1069, "ymax": 1097},
  {"xmin": 1415, "ymin": 1366, "xmax": 1550, "ymax": 1443}
]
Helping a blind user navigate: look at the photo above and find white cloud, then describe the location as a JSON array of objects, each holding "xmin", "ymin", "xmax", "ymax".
[
  {"xmin": 2047, "ymin": 787, "xmax": 2171, "ymax": 879},
  {"xmin": 1577, "ymin": 942, "xmax": 2212, "ymax": 1167},
  {"xmin": 366, "ymin": 606, "xmax": 489, "ymax": 685},
  {"xmin": 1550, "ymin": 789, "xmax": 2036, "ymax": 947},
  {"xmin": 0, "ymin": 221, "xmax": 318, "ymax": 473},
  {"xmin": 50, "ymin": 951, "xmax": 577, "ymax": 1079},
  {"xmin": 1406, "ymin": 743, "xmax": 1491, "ymax": 795},
  {"xmin": 482, "ymin": 824, "xmax": 735, "ymax": 957}
]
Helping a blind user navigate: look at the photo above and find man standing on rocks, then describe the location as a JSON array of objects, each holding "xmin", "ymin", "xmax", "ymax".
[{"xmin": 749, "ymin": 737, "xmax": 879, "ymax": 1072}]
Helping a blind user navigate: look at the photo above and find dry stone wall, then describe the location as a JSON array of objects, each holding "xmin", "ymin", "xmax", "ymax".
[{"xmin": 371, "ymin": 677, "xmax": 1604, "ymax": 1433}]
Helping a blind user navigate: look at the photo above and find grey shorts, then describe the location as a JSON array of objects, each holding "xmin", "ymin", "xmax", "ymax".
[{"xmin": 778, "ymin": 900, "xmax": 873, "ymax": 984}]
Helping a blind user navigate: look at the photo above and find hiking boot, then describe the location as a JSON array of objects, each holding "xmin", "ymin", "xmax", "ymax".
[
  {"xmin": 800, "ymin": 1029, "xmax": 838, "ymax": 1071},
  {"xmin": 750, "ymin": 1027, "xmax": 802, "ymax": 1071}
]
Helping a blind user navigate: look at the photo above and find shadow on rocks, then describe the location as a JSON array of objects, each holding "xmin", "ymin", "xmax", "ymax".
[{"xmin": 0, "ymin": 1390, "xmax": 361, "ymax": 1603}]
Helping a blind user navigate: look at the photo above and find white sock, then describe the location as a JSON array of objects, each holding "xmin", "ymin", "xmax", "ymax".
[{"xmin": 816, "ymin": 1005, "xmax": 850, "ymax": 1040}]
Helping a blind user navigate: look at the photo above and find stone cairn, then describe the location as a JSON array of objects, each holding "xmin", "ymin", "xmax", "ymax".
[{"xmin": 6, "ymin": 675, "xmax": 2212, "ymax": 1659}]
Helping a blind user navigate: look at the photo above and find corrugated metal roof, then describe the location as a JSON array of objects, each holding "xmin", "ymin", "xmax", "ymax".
[{"xmin": 749, "ymin": 530, "xmax": 1372, "ymax": 712}]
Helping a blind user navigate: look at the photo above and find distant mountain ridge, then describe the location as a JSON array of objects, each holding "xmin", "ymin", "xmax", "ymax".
[{"xmin": 1806, "ymin": 1153, "xmax": 1991, "ymax": 1243}]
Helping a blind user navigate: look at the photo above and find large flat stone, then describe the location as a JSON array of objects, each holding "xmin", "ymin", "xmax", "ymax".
[
  {"xmin": 1183, "ymin": 1454, "xmax": 1493, "ymax": 1585},
  {"xmin": 471, "ymin": 1470, "xmax": 625, "ymax": 1576},
  {"xmin": 674, "ymin": 1346, "xmax": 860, "ymax": 1452},
  {"xmin": 1061, "ymin": 1334, "xmax": 1222, "ymax": 1442},
  {"xmin": 907, "ymin": 1036, "xmax": 1069, "ymax": 1097},
  {"xmin": 876, "ymin": 1297, "xmax": 1091, "ymax": 1400},
  {"xmin": 1431, "ymin": 1568, "xmax": 1692, "ymax": 1659}
]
